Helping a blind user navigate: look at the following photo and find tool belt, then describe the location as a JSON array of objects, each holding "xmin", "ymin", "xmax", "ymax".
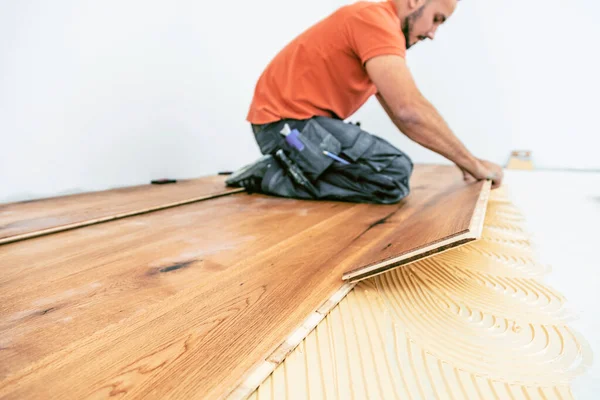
[{"xmin": 253, "ymin": 117, "xmax": 390, "ymax": 182}]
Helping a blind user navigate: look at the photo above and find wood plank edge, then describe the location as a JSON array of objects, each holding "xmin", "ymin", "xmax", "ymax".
[
  {"xmin": 342, "ymin": 181, "xmax": 492, "ymax": 283},
  {"xmin": 223, "ymin": 282, "xmax": 357, "ymax": 400},
  {"xmin": 343, "ymin": 235, "xmax": 476, "ymax": 283},
  {"xmin": 467, "ymin": 180, "xmax": 492, "ymax": 239},
  {"xmin": 0, "ymin": 188, "xmax": 245, "ymax": 246}
]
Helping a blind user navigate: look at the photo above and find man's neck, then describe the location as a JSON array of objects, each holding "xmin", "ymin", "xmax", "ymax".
[{"xmin": 391, "ymin": 0, "xmax": 409, "ymax": 21}]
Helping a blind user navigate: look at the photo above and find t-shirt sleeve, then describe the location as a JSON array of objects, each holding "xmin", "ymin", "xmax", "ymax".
[{"xmin": 345, "ymin": 5, "xmax": 406, "ymax": 65}]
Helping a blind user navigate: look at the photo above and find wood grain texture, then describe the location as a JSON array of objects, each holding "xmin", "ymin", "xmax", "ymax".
[
  {"xmin": 342, "ymin": 170, "xmax": 491, "ymax": 282},
  {"xmin": 0, "ymin": 175, "xmax": 242, "ymax": 245},
  {"xmin": 0, "ymin": 165, "xmax": 489, "ymax": 399},
  {"xmin": 248, "ymin": 191, "xmax": 591, "ymax": 400}
]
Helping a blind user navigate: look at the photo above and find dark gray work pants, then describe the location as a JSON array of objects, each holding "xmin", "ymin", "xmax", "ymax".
[{"xmin": 252, "ymin": 116, "xmax": 413, "ymax": 204}]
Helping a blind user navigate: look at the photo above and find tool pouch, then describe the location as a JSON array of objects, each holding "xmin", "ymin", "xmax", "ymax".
[
  {"xmin": 282, "ymin": 118, "xmax": 342, "ymax": 181},
  {"xmin": 313, "ymin": 118, "xmax": 376, "ymax": 163},
  {"xmin": 254, "ymin": 116, "xmax": 411, "ymax": 182},
  {"xmin": 312, "ymin": 116, "xmax": 412, "ymax": 174}
]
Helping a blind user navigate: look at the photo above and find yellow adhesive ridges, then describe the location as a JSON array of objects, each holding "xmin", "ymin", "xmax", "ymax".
[{"xmin": 249, "ymin": 187, "xmax": 592, "ymax": 400}]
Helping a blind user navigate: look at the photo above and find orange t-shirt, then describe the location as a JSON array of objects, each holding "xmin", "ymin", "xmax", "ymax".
[{"xmin": 247, "ymin": 1, "xmax": 406, "ymax": 125}]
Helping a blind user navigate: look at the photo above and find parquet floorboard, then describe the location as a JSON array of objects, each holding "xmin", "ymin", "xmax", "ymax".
[
  {"xmin": 0, "ymin": 165, "xmax": 488, "ymax": 399},
  {"xmin": 0, "ymin": 175, "xmax": 242, "ymax": 245}
]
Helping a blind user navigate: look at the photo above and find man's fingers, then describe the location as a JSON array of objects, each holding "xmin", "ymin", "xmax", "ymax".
[
  {"xmin": 491, "ymin": 177, "xmax": 502, "ymax": 189},
  {"xmin": 464, "ymin": 172, "xmax": 476, "ymax": 183}
]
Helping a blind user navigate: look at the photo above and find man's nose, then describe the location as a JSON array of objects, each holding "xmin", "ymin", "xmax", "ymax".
[{"xmin": 426, "ymin": 26, "xmax": 438, "ymax": 40}]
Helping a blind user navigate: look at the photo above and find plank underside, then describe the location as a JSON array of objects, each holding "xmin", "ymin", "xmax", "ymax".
[
  {"xmin": 0, "ymin": 165, "xmax": 488, "ymax": 399},
  {"xmin": 0, "ymin": 175, "xmax": 242, "ymax": 244}
]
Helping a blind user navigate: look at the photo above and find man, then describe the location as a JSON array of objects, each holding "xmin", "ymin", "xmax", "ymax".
[{"xmin": 227, "ymin": 0, "xmax": 503, "ymax": 204}]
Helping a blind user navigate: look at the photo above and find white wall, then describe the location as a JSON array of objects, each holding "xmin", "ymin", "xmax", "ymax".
[
  {"xmin": 354, "ymin": 0, "xmax": 600, "ymax": 169},
  {"xmin": 1, "ymin": 0, "xmax": 599, "ymax": 203}
]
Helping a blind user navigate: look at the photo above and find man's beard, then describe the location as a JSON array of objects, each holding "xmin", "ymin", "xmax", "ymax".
[{"xmin": 402, "ymin": 5, "xmax": 426, "ymax": 49}]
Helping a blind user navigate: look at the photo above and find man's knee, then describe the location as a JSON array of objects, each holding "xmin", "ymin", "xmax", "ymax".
[{"xmin": 387, "ymin": 154, "xmax": 413, "ymax": 187}]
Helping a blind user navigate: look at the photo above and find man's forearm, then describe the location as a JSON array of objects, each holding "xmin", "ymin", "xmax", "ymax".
[{"xmin": 378, "ymin": 93, "xmax": 484, "ymax": 178}]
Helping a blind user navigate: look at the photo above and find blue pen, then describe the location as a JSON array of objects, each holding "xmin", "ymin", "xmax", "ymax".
[{"xmin": 323, "ymin": 150, "xmax": 350, "ymax": 165}]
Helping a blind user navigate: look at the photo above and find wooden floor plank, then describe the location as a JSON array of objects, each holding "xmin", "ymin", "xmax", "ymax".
[
  {"xmin": 0, "ymin": 175, "xmax": 242, "ymax": 245},
  {"xmin": 342, "ymin": 173, "xmax": 491, "ymax": 282},
  {"xmin": 0, "ymin": 165, "xmax": 489, "ymax": 399},
  {"xmin": 247, "ymin": 194, "xmax": 590, "ymax": 400}
]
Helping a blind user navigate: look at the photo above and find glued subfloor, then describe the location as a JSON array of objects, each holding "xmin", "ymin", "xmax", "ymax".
[{"xmin": 249, "ymin": 188, "xmax": 592, "ymax": 400}]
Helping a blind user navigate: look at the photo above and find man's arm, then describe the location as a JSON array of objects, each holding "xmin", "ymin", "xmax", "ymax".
[{"xmin": 366, "ymin": 54, "xmax": 503, "ymax": 188}]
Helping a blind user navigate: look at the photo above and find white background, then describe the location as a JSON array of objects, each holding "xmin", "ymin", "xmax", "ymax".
[{"xmin": 1, "ymin": 0, "xmax": 599, "ymax": 203}]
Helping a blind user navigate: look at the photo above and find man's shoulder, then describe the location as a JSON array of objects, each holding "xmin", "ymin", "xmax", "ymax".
[
  {"xmin": 333, "ymin": 1, "xmax": 398, "ymax": 29},
  {"xmin": 337, "ymin": 1, "xmax": 395, "ymax": 16}
]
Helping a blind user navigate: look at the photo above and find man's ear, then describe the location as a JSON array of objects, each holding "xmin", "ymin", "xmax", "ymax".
[{"xmin": 408, "ymin": 0, "xmax": 428, "ymax": 11}]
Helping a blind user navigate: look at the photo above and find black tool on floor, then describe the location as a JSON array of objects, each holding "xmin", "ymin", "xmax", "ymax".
[{"xmin": 151, "ymin": 179, "xmax": 177, "ymax": 184}]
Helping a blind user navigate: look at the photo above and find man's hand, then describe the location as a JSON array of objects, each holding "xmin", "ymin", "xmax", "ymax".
[{"xmin": 460, "ymin": 159, "xmax": 504, "ymax": 189}]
